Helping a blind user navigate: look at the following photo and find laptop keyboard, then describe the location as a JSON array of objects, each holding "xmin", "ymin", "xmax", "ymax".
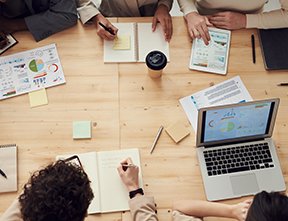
[{"xmin": 203, "ymin": 142, "xmax": 274, "ymax": 176}]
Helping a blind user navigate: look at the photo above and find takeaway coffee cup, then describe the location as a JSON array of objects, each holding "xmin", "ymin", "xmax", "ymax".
[{"xmin": 145, "ymin": 50, "xmax": 167, "ymax": 78}]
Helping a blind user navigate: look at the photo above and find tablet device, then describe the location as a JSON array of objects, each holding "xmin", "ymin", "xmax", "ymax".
[{"xmin": 189, "ymin": 27, "xmax": 231, "ymax": 75}]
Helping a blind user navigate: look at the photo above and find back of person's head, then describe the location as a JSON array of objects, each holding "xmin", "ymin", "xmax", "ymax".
[
  {"xmin": 246, "ymin": 191, "xmax": 288, "ymax": 221},
  {"xmin": 19, "ymin": 160, "xmax": 94, "ymax": 221}
]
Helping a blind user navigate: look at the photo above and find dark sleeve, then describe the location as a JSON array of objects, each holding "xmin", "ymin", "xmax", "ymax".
[{"xmin": 25, "ymin": 0, "xmax": 78, "ymax": 41}]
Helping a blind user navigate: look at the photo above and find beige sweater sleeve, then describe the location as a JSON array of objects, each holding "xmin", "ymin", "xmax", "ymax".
[
  {"xmin": 177, "ymin": 0, "xmax": 197, "ymax": 15},
  {"xmin": 0, "ymin": 199, "xmax": 23, "ymax": 221},
  {"xmin": 77, "ymin": 0, "xmax": 100, "ymax": 24},
  {"xmin": 129, "ymin": 195, "xmax": 158, "ymax": 221},
  {"xmin": 246, "ymin": 0, "xmax": 288, "ymax": 29}
]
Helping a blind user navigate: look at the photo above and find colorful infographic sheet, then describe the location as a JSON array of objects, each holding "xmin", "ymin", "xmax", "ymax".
[{"xmin": 0, "ymin": 44, "xmax": 65, "ymax": 100}]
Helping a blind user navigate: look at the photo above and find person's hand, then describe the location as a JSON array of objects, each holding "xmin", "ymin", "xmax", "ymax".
[
  {"xmin": 184, "ymin": 11, "xmax": 212, "ymax": 45},
  {"xmin": 93, "ymin": 13, "xmax": 118, "ymax": 40},
  {"xmin": 230, "ymin": 199, "xmax": 252, "ymax": 221},
  {"xmin": 152, "ymin": 4, "xmax": 173, "ymax": 42},
  {"xmin": 207, "ymin": 11, "xmax": 247, "ymax": 30},
  {"xmin": 117, "ymin": 158, "xmax": 139, "ymax": 192},
  {"xmin": 0, "ymin": 16, "xmax": 27, "ymax": 34}
]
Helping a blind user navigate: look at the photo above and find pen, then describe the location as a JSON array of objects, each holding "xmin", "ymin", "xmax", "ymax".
[
  {"xmin": 0, "ymin": 168, "xmax": 7, "ymax": 179},
  {"xmin": 251, "ymin": 34, "xmax": 256, "ymax": 64},
  {"xmin": 277, "ymin": 83, "xmax": 288, "ymax": 86},
  {"xmin": 150, "ymin": 126, "xmax": 164, "ymax": 154},
  {"xmin": 121, "ymin": 163, "xmax": 135, "ymax": 171},
  {"xmin": 98, "ymin": 22, "xmax": 115, "ymax": 35}
]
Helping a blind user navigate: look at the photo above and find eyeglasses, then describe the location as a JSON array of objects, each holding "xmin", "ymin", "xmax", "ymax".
[{"xmin": 63, "ymin": 155, "xmax": 83, "ymax": 169}]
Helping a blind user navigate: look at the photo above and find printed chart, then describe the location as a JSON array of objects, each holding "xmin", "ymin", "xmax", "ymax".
[{"xmin": 0, "ymin": 44, "xmax": 65, "ymax": 100}]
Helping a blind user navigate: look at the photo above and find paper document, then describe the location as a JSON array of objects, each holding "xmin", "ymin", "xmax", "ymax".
[{"xmin": 179, "ymin": 76, "xmax": 252, "ymax": 131}]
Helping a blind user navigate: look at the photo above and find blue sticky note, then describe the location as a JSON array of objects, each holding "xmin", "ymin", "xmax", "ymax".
[{"xmin": 73, "ymin": 121, "xmax": 91, "ymax": 139}]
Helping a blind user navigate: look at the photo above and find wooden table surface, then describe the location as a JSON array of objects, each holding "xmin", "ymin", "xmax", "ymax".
[{"xmin": 0, "ymin": 17, "xmax": 287, "ymax": 221}]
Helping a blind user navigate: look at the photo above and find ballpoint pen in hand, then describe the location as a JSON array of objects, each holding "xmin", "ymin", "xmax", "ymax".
[
  {"xmin": 98, "ymin": 22, "xmax": 115, "ymax": 35},
  {"xmin": 121, "ymin": 163, "xmax": 136, "ymax": 171}
]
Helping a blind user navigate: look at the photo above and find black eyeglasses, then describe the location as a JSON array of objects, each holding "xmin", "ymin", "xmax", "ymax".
[{"xmin": 63, "ymin": 155, "xmax": 83, "ymax": 169}]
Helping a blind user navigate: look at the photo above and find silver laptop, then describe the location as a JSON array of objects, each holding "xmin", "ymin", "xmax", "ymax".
[{"xmin": 196, "ymin": 98, "xmax": 286, "ymax": 201}]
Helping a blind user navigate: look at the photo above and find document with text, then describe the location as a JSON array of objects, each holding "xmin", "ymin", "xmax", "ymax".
[{"xmin": 179, "ymin": 76, "xmax": 253, "ymax": 131}]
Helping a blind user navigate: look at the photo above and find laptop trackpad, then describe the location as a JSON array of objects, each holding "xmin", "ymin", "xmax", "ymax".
[{"xmin": 230, "ymin": 173, "xmax": 259, "ymax": 196}]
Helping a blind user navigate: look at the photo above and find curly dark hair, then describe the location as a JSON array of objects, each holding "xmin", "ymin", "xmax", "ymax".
[
  {"xmin": 19, "ymin": 160, "xmax": 94, "ymax": 221},
  {"xmin": 246, "ymin": 191, "xmax": 288, "ymax": 221}
]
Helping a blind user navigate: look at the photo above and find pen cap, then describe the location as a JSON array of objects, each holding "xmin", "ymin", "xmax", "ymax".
[{"xmin": 145, "ymin": 50, "xmax": 167, "ymax": 71}]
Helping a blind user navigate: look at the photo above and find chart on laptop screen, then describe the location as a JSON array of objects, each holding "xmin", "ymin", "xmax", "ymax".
[{"xmin": 204, "ymin": 102, "xmax": 272, "ymax": 142}]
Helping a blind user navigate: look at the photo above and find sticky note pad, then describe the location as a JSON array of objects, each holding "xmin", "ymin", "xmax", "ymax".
[
  {"xmin": 28, "ymin": 88, "xmax": 48, "ymax": 108},
  {"xmin": 113, "ymin": 35, "xmax": 131, "ymax": 50},
  {"xmin": 165, "ymin": 122, "xmax": 190, "ymax": 143},
  {"xmin": 73, "ymin": 121, "xmax": 91, "ymax": 139}
]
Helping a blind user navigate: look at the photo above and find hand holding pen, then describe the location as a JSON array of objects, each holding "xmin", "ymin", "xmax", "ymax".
[
  {"xmin": 94, "ymin": 14, "xmax": 118, "ymax": 40},
  {"xmin": 117, "ymin": 158, "xmax": 140, "ymax": 191}
]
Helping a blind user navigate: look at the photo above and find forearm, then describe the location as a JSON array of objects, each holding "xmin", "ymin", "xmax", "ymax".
[
  {"xmin": 0, "ymin": 16, "xmax": 27, "ymax": 34},
  {"xmin": 158, "ymin": 0, "xmax": 173, "ymax": 12},
  {"xmin": 246, "ymin": 10, "xmax": 288, "ymax": 29},
  {"xmin": 129, "ymin": 195, "xmax": 158, "ymax": 221},
  {"xmin": 77, "ymin": 0, "xmax": 100, "ymax": 24},
  {"xmin": 177, "ymin": 0, "xmax": 197, "ymax": 15},
  {"xmin": 173, "ymin": 200, "xmax": 235, "ymax": 219}
]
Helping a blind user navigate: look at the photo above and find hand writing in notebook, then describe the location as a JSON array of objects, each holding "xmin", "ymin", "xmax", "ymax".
[
  {"xmin": 117, "ymin": 158, "xmax": 140, "ymax": 192},
  {"xmin": 152, "ymin": 4, "xmax": 173, "ymax": 42},
  {"xmin": 94, "ymin": 14, "xmax": 118, "ymax": 40}
]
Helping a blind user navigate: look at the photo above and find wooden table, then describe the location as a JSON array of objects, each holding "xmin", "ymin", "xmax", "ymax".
[{"xmin": 0, "ymin": 17, "xmax": 287, "ymax": 221}]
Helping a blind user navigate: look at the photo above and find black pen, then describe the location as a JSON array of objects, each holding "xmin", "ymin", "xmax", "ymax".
[
  {"xmin": 277, "ymin": 83, "xmax": 288, "ymax": 86},
  {"xmin": 0, "ymin": 168, "xmax": 7, "ymax": 179},
  {"xmin": 98, "ymin": 22, "xmax": 115, "ymax": 35},
  {"xmin": 251, "ymin": 34, "xmax": 256, "ymax": 64}
]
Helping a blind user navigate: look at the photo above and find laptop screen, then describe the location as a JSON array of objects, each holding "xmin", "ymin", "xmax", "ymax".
[{"xmin": 199, "ymin": 100, "xmax": 277, "ymax": 145}]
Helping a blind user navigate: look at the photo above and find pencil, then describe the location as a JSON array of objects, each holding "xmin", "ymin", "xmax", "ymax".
[
  {"xmin": 98, "ymin": 22, "xmax": 115, "ymax": 35},
  {"xmin": 150, "ymin": 126, "xmax": 164, "ymax": 154}
]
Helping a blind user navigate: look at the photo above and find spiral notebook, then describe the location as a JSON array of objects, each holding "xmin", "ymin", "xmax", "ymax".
[
  {"xmin": 0, "ymin": 144, "xmax": 18, "ymax": 193},
  {"xmin": 104, "ymin": 23, "xmax": 170, "ymax": 63}
]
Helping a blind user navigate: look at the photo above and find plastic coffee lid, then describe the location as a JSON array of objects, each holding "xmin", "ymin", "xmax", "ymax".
[{"xmin": 145, "ymin": 50, "xmax": 167, "ymax": 70}]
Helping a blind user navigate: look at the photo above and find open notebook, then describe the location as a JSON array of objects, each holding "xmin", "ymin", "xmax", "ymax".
[
  {"xmin": 104, "ymin": 23, "xmax": 170, "ymax": 63},
  {"xmin": 56, "ymin": 148, "xmax": 142, "ymax": 214},
  {"xmin": 0, "ymin": 144, "xmax": 17, "ymax": 193}
]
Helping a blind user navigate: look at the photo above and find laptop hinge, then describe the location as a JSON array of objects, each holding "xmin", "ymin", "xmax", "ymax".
[{"xmin": 203, "ymin": 138, "xmax": 266, "ymax": 148}]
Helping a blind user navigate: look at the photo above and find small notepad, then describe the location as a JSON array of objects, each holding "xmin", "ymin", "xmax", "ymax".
[
  {"xmin": 73, "ymin": 121, "xmax": 91, "ymax": 139},
  {"xmin": 165, "ymin": 122, "xmax": 190, "ymax": 143},
  {"xmin": 113, "ymin": 35, "xmax": 131, "ymax": 50},
  {"xmin": 29, "ymin": 88, "xmax": 48, "ymax": 107},
  {"xmin": 104, "ymin": 23, "xmax": 169, "ymax": 63},
  {"xmin": 0, "ymin": 144, "xmax": 17, "ymax": 193}
]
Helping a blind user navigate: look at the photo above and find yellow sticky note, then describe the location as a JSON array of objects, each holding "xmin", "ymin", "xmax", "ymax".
[
  {"xmin": 165, "ymin": 121, "xmax": 190, "ymax": 143},
  {"xmin": 113, "ymin": 35, "xmax": 131, "ymax": 50},
  {"xmin": 28, "ymin": 88, "xmax": 48, "ymax": 108}
]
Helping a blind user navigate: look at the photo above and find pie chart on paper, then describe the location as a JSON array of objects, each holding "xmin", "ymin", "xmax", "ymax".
[{"xmin": 29, "ymin": 59, "xmax": 44, "ymax": 72}]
